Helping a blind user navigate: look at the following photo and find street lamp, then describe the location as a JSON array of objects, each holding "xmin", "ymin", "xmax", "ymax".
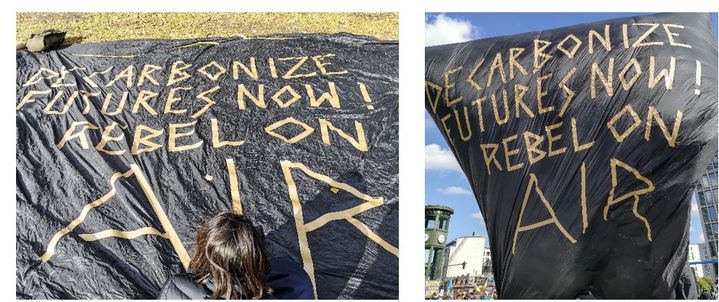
[{"xmin": 448, "ymin": 261, "xmax": 467, "ymax": 270}]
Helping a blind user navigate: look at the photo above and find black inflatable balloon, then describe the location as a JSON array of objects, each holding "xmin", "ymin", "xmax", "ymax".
[
  {"xmin": 425, "ymin": 13, "xmax": 717, "ymax": 298},
  {"xmin": 17, "ymin": 33, "xmax": 398, "ymax": 299}
]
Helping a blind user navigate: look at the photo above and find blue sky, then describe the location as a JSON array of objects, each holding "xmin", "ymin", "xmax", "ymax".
[{"xmin": 425, "ymin": 13, "xmax": 718, "ymax": 244}]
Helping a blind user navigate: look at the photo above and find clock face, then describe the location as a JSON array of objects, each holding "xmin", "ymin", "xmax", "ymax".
[
  {"xmin": 437, "ymin": 234, "xmax": 445, "ymax": 244},
  {"xmin": 424, "ymin": 233, "xmax": 429, "ymax": 242}
]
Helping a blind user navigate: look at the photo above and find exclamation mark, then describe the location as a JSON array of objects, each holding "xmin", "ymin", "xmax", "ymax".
[
  {"xmin": 358, "ymin": 82, "xmax": 374, "ymax": 110},
  {"xmin": 695, "ymin": 60, "xmax": 701, "ymax": 95}
]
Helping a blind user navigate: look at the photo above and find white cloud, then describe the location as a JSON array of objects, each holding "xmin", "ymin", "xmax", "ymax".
[
  {"xmin": 437, "ymin": 186, "xmax": 472, "ymax": 195},
  {"xmin": 471, "ymin": 211, "xmax": 483, "ymax": 220},
  {"xmin": 471, "ymin": 211, "xmax": 485, "ymax": 226},
  {"xmin": 699, "ymin": 233, "xmax": 705, "ymax": 242},
  {"xmin": 425, "ymin": 14, "xmax": 478, "ymax": 46},
  {"xmin": 425, "ymin": 144, "xmax": 462, "ymax": 172},
  {"xmin": 691, "ymin": 202, "xmax": 699, "ymax": 214}
]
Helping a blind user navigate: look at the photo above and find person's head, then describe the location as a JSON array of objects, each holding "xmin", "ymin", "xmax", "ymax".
[{"xmin": 189, "ymin": 211, "xmax": 270, "ymax": 299}]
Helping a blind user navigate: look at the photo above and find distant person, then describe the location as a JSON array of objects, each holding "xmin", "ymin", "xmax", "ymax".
[
  {"xmin": 674, "ymin": 267, "xmax": 697, "ymax": 299},
  {"xmin": 158, "ymin": 211, "xmax": 314, "ymax": 299}
]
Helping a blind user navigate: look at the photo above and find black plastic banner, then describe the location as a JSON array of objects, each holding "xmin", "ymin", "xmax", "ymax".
[
  {"xmin": 425, "ymin": 13, "xmax": 717, "ymax": 298},
  {"xmin": 17, "ymin": 33, "xmax": 398, "ymax": 299}
]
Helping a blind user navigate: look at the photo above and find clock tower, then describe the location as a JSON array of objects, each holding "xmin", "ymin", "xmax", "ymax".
[{"xmin": 425, "ymin": 205, "xmax": 453, "ymax": 280}]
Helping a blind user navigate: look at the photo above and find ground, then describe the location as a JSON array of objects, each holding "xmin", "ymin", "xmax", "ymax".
[{"xmin": 16, "ymin": 13, "xmax": 399, "ymax": 43}]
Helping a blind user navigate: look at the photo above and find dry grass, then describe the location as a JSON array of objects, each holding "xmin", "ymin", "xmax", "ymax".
[{"xmin": 16, "ymin": 12, "xmax": 399, "ymax": 43}]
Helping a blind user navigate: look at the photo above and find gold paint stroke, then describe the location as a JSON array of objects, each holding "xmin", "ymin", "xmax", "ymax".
[
  {"xmin": 130, "ymin": 164, "xmax": 190, "ymax": 268},
  {"xmin": 71, "ymin": 53, "xmax": 138, "ymax": 59},
  {"xmin": 176, "ymin": 41, "xmax": 220, "ymax": 48},
  {"xmin": 264, "ymin": 117, "xmax": 315, "ymax": 144},
  {"xmin": 281, "ymin": 161, "xmax": 316, "ymax": 298},
  {"xmin": 304, "ymin": 201, "xmax": 381, "ymax": 232},
  {"xmin": 346, "ymin": 217, "xmax": 399, "ymax": 257},
  {"xmin": 226, "ymin": 159, "xmax": 243, "ymax": 215},
  {"xmin": 40, "ymin": 165, "xmax": 190, "ymax": 269},
  {"xmin": 78, "ymin": 227, "xmax": 169, "ymax": 241},
  {"xmin": 246, "ymin": 37, "xmax": 289, "ymax": 40},
  {"xmin": 281, "ymin": 160, "xmax": 398, "ymax": 299},
  {"xmin": 22, "ymin": 67, "xmax": 59, "ymax": 87},
  {"xmin": 512, "ymin": 173, "xmax": 576, "ymax": 255},
  {"xmin": 40, "ymin": 169, "xmax": 135, "ymax": 262},
  {"xmin": 604, "ymin": 158, "xmax": 655, "ymax": 241},
  {"xmin": 581, "ymin": 162, "xmax": 588, "ymax": 234}
]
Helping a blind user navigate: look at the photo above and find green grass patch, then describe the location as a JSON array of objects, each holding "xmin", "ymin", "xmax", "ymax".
[{"xmin": 16, "ymin": 12, "xmax": 399, "ymax": 43}]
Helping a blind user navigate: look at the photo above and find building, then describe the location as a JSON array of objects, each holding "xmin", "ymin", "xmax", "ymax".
[
  {"xmin": 689, "ymin": 244, "xmax": 705, "ymax": 278},
  {"xmin": 482, "ymin": 247, "xmax": 492, "ymax": 275},
  {"xmin": 425, "ymin": 205, "xmax": 454, "ymax": 280},
  {"xmin": 695, "ymin": 155, "xmax": 718, "ymax": 278},
  {"xmin": 696, "ymin": 155, "xmax": 718, "ymax": 258},
  {"xmin": 445, "ymin": 234, "xmax": 487, "ymax": 278},
  {"xmin": 699, "ymin": 243, "xmax": 716, "ymax": 282}
]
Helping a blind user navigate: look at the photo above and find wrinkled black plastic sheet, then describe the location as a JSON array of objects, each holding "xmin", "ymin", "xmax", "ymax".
[
  {"xmin": 17, "ymin": 33, "xmax": 398, "ymax": 299},
  {"xmin": 425, "ymin": 13, "xmax": 717, "ymax": 298}
]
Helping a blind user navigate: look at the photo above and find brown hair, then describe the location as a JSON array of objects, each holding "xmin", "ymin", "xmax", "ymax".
[{"xmin": 188, "ymin": 211, "xmax": 271, "ymax": 299}]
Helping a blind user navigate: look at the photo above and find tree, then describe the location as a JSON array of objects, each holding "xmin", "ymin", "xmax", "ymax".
[{"xmin": 696, "ymin": 277, "xmax": 714, "ymax": 294}]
